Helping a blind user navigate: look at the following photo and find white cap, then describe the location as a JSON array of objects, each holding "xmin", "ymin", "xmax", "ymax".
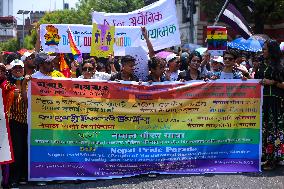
[
  {"xmin": 46, "ymin": 55, "xmax": 57, "ymax": 62},
  {"xmin": 21, "ymin": 51, "xmax": 33, "ymax": 62},
  {"xmin": 211, "ymin": 56, "xmax": 223, "ymax": 64},
  {"xmin": 10, "ymin": 59, "xmax": 24, "ymax": 68},
  {"xmin": 166, "ymin": 53, "xmax": 177, "ymax": 63}
]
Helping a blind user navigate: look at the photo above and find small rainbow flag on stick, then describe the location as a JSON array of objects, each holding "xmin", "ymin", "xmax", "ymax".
[{"xmin": 67, "ymin": 26, "xmax": 81, "ymax": 60}]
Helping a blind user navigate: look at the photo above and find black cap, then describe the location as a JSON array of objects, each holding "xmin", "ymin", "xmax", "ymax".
[{"xmin": 121, "ymin": 55, "xmax": 135, "ymax": 65}]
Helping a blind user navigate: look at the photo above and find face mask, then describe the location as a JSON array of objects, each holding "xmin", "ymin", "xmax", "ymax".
[
  {"xmin": 241, "ymin": 61, "xmax": 247, "ymax": 66},
  {"xmin": 12, "ymin": 75, "xmax": 24, "ymax": 80}
]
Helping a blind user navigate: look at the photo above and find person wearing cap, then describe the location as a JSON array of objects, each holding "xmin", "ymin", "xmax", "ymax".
[
  {"xmin": 110, "ymin": 55, "xmax": 139, "ymax": 81},
  {"xmin": 6, "ymin": 59, "xmax": 29, "ymax": 187},
  {"xmin": 31, "ymin": 52, "xmax": 65, "ymax": 79},
  {"xmin": 21, "ymin": 51, "xmax": 36, "ymax": 75},
  {"xmin": 180, "ymin": 52, "xmax": 190, "ymax": 71},
  {"xmin": 5, "ymin": 53, "xmax": 20, "ymax": 70},
  {"xmin": 0, "ymin": 63, "xmax": 16, "ymax": 189},
  {"xmin": 20, "ymin": 53, "xmax": 65, "ymax": 187},
  {"xmin": 178, "ymin": 51, "xmax": 203, "ymax": 81},
  {"xmin": 165, "ymin": 54, "xmax": 181, "ymax": 81},
  {"xmin": 202, "ymin": 56, "xmax": 224, "ymax": 79}
]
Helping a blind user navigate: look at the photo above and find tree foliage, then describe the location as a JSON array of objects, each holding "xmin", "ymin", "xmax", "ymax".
[
  {"xmin": 0, "ymin": 38, "xmax": 20, "ymax": 52},
  {"xmin": 76, "ymin": 0, "xmax": 145, "ymax": 24},
  {"xmin": 23, "ymin": 28, "xmax": 37, "ymax": 50},
  {"xmin": 201, "ymin": 0, "xmax": 284, "ymax": 33},
  {"xmin": 39, "ymin": 9, "xmax": 82, "ymax": 24},
  {"xmin": 39, "ymin": 0, "xmax": 145, "ymax": 25},
  {"xmin": 22, "ymin": 0, "xmax": 145, "ymax": 49}
]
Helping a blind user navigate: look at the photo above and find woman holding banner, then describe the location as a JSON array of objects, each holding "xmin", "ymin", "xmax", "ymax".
[
  {"xmin": 255, "ymin": 39, "xmax": 284, "ymax": 170},
  {"xmin": 0, "ymin": 63, "xmax": 16, "ymax": 189},
  {"xmin": 7, "ymin": 59, "xmax": 29, "ymax": 188},
  {"xmin": 178, "ymin": 51, "xmax": 203, "ymax": 81}
]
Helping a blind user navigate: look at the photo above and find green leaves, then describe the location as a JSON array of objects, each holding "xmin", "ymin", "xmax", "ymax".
[
  {"xmin": 0, "ymin": 39, "xmax": 20, "ymax": 52},
  {"xmin": 20, "ymin": 0, "xmax": 145, "ymax": 51},
  {"xmin": 201, "ymin": 0, "xmax": 284, "ymax": 33}
]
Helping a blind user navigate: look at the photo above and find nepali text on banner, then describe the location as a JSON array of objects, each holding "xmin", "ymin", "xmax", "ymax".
[
  {"xmin": 92, "ymin": 0, "xmax": 181, "ymax": 51},
  {"xmin": 28, "ymin": 79, "xmax": 262, "ymax": 181}
]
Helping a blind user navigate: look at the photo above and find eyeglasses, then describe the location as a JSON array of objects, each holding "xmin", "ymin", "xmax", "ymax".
[
  {"xmin": 223, "ymin": 57, "xmax": 234, "ymax": 61},
  {"xmin": 82, "ymin": 67, "xmax": 94, "ymax": 72}
]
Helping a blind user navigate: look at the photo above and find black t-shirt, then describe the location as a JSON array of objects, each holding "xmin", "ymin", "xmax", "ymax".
[{"xmin": 110, "ymin": 72, "xmax": 139, "ymax": 82}]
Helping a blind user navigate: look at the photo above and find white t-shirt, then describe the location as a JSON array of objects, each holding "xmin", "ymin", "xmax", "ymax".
[
  {"xmin": 78, "ymin": 72, "xmax": 111, "ymax": 80},
  {"xmin": 220, "ymin": 72, "xmax": 234, "ymax": 79},
  {"xmin": 170, "ymin": 70, "xmax": 180, "ymax": 81},
  {"xmin": 32, "ymin": 71, "xmax": 52, "ymax": 79}
]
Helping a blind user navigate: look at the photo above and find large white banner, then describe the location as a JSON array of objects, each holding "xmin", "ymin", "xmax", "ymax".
[
  {"xmin": 0, "ymin": 89, "xmax": 12, "ymax": 163},
  {"xmin": 92, "ymin": 0, "xmax": 181, "ymax": 51},
  {"xmin": 40, "ymin": 24, "xmax": 142, "ymax": 56}
]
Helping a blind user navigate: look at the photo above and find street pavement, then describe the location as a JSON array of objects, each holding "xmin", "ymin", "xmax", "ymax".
[{"xmin": 1, "ymin": 166, "xmax": 282, "ymax": 189}]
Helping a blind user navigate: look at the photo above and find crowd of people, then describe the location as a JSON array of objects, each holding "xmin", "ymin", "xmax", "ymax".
[{"xmin": 0, "ymin": 27, "xmax": 284, "ymax": 188}]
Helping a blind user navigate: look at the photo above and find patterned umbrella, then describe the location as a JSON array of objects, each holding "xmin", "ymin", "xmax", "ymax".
[
  {"xmin": 155, "ymin": 51, "xmax": 174, "ymax": 59},
  {"xmin": 228, "ymin": 37, "xmax": 247, "ymax": 50},
  {"xmin": 242, "ymin": 38, "xmax": 262, "ymax": 52},
  {"xmin": 249, "ymin": 34, "xmax": 270, "ymax": 47}
]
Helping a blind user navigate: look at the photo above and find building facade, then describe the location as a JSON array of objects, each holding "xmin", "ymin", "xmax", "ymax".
[
  {"xmin": 30, "ymin": 11, "xmax": 45, "ymax": 24},
  {"xmin": 0, "ymin": 16, "xmax": 17, "ymax": 42},
  {"xmin": 0, "ymin": 0, "xmax": 13, "ymax": 16}
]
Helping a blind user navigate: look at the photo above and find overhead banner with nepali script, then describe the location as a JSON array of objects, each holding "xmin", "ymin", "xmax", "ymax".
[
  {"xmin": 92, "ymin": 0, "xmax": 181, "ymax": 51},
  {"xmin": 0, "ymin": 89, "xmax": 13, "ymax": 164},
  {"xmin": 40, "ymin": 24, "xmax": 141, "ymax": 55},
  {"xmin": 28, "ymin": 79, "xmax": 262, "ymax": 181}
]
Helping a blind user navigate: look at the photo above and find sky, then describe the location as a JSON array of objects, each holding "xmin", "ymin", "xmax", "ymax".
[{"xmin": 13, "ymin": 0, "xmax": 79, "ymax": 24}]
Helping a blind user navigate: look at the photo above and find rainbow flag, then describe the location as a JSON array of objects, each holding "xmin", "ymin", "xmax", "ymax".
[{"xmin": 67, "ymin": 27, "xmax": 81, "ymax": 60}]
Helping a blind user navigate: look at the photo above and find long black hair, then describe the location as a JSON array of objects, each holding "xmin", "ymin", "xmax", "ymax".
[{"xmin": 266, "ymin": 39, "xmax": 282, "ymax": 70}]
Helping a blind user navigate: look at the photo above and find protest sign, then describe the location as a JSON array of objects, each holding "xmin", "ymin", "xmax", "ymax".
[
  {"xmin": 207, "ymin": 26, "xmax": 227, "ymax": 56},
  {"xmin": 0, "ymin": 89, "xmax": 13, "ymax": 163},
  {"xmin": 92, "ymin": 0, "xmax": 181, "ymax": 51},
  {"xmin": 90, "ymin": 24, "xmax": 115, "ymax": 58},
  {"xmin": 40, "ymin": 24, "xmax": 141, "ymax": 56},
  {"xmin": 28, "ymin": 79, "xmax": 262, "ymax": 180}
]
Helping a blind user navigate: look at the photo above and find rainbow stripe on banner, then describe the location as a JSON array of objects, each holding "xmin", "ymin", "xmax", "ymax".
[{"xmin": 28, "ymin": 79, "xmax": 262, "ymax": 181}]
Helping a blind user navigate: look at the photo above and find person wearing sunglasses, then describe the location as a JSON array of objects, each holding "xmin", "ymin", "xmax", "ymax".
[
  {"xmin": 211, "ymin": 49, "xmax": 250, "ymax": 80},
  {"xmin": 79, "ymin": 61, "xmax": 95, "ymax": 79},
  {"xmin": 178, "ymin": 51, "xmax": 203, "ymax": 81},
  {"xmin": 78, "ymin": 59, "xmax": 111, "ymax": 80}
]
